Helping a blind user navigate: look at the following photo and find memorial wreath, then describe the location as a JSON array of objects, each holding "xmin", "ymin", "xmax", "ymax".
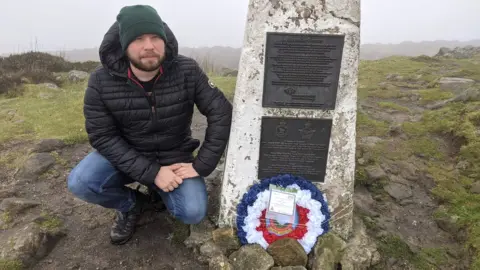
[{"xmin": 236, "ymin": 174, "xmax": 331, "ymax": 254}]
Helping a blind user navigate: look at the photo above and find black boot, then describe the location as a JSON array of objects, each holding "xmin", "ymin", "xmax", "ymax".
[
  {"xmin": 147, "ymin": 186, "xmax": 166, "ymax": 212},
  {"xmin": 109, "ymin": 190, "xmax": 149, "ymax": 245}
]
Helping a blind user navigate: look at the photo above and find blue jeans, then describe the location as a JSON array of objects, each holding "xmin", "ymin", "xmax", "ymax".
[{"xmin": 67, "ymin": 151, "xmax": 208, "ymax": 224}]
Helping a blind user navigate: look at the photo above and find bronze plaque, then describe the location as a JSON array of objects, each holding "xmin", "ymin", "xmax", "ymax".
[
  {"xmin": 258, "ymin": 117, "xmax": 332, "ymax": 182},
  {"xmin": 262, "ymin": 32, "xmax": 344, "ymax": 110}
]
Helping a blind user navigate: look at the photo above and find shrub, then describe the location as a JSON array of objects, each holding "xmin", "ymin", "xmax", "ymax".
[{"xmin": 0, "ymin": 51, "xmax": 99, "ymax": 96}]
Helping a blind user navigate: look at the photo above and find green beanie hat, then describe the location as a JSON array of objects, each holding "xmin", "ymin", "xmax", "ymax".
[{"xmin": 116, "ymin": 5, "xmax": 168, "ymax": 51}]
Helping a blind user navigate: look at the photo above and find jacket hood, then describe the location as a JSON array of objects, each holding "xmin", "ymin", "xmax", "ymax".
[{"xmin": 99, "ymin": 20, "xmax": 179, "ymax": 77}]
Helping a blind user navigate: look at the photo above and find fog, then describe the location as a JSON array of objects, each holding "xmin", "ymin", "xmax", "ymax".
[{"xmin": 0, "ymin": 0, "xmax": 479, "ymax": 54}]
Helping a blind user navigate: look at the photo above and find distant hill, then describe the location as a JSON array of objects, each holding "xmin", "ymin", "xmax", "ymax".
[
  {"xmin": 3, "ymin": 39, "xmax": 480, "ymax": 70},
  {"xmin": 179, "ymin": 46, "xmax": 242, "ymax": 73},
  {"xmin": 360, "ymin": 39, "xmax": 480, "ymax": 60}
]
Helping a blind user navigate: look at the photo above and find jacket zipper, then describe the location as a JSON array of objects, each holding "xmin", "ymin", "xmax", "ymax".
[
  {"xmin": 127, "ymin": 68, "xmax": 161, "ymax": 123},
  {"xmin": 150, "ymin": 73, "xmax": 163, "ymax": 123}
]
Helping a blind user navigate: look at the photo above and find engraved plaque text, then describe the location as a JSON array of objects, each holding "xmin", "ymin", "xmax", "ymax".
[
  {"xmin": 262, "ymin": 32, "xmax": 344, "ymax": 110},
  {"xmin": 258, "ymin": 117, "xmax": 332, "ymax": 182}
]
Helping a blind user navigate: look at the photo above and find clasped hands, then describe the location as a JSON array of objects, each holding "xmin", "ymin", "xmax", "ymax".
[{"xmin": 154, "ymin": 163, "xmax": 199, "ymax": 192}]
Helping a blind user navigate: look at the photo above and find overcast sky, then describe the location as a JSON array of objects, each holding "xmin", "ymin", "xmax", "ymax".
[{"xmin": 1, "ymin": 0, "xmax": 479, "ymax": 54}]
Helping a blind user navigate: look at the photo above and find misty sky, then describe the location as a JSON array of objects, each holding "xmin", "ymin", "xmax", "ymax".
[{"xmin": 1, "ymin": 0, "xmax": 479, "ymax": 54}]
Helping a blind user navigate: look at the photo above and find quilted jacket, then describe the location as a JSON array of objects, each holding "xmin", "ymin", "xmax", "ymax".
[{"xmin": 83, "ymin": 21, "xmax": 232, "ymax": 185}]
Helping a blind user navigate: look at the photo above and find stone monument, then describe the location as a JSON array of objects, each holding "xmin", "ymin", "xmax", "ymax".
[{"xmin": 218, "ymin": 0, "xmax": 360, "ymax": 240}]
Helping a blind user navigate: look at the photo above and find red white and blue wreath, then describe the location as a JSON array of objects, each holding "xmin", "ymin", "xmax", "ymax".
[{"xmin": 236, "ymin": 174, "xmax": 331, "ymax": 254}]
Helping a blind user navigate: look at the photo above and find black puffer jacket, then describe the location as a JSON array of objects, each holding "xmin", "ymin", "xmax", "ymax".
[{"xmin": 83, "ymin": 21, "xmax": 232, "ymax": 185}]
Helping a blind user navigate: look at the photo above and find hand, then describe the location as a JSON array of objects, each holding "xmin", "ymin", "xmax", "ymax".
[
  {"xmin": 172, "ymin": 163, "xmax": 199, "ymax": 179},
  {"xmin": 154, "ymin": 165, "xmax": 183, "ymax": 192}
]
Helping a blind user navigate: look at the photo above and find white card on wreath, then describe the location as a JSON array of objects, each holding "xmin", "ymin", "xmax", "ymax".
[{"xmin": 266, "ymin": 184, "xmax": 297, "ymax": 223}]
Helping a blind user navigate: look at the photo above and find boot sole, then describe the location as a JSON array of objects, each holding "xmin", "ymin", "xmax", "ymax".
[{"xmin": 110, "ymin": 232, "xmax": 134, "ymax": 245}]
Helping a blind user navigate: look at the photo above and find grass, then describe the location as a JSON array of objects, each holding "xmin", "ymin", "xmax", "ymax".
[
  {"xmin": 357, "ymin": 53, "xmax": 480, "ymax": 269},
  {"xmin": 446, "ymin": 59, "xmax": 480, "ymax": 81},
  {"xmin": 376, "ymin": 234, "xmax": 450, "ymax": 270},
  {"xmin": 0, "ymin": 82, "xmax": 87, "ymax": 144},
  {"xmin": 359, "ymin": 56, "xmax": 433, "ymax": 85},
  {"xmin": 391, "ymin": 101, "xmax": 480, "ymax": 268},
  {"xmin": 0, "ymin": 150, "xmax": 29, "ymax": 170},
  {"xmin": 377, "ymin": 101, "xmax": 410, "ymax": 112},
  {"xmin": 370, "ymin": 137, "xmax": 445, "ymax": 162},
  {"xmin": 207, "ymin": 74, "xmax": 236, "ymax": 101},
  {"xmin": 361, "ymin": 103, "xmax": 480, "ymax": 268},
  {"xmin": 0, "ymin": 259, "xmax": 23, "ymax": 270},
  {"xmin": 35, "ymin": 212, "xmax": 63, "ymax": 231},
  {"xmin": 366, "ymin": 88, "xmax": 409, "ymax": 99},
  {"xmin": 0, "ymin": 212, "xmax": 12, "ymax": 230},
  {"xmin": 0, "ymin": 76, "xmax": 237, "ymax": 145},
  {"xmin": 413, "ymin": 101, "xmax": 480, "ymax": 268},
  {"xmin": 356, "ymin": 112, "xmax": 390, "ymax": 137},
  {"xmin": 50, "ymin": 151, "xmax": 68, "ymax": 167},
  {"xmin": 358, "ymin": 56, "xmax": 441, "ymax": 100},
  {"xmin": 417, "ymin": 88, "xmax": 455, "ymax": 104}
]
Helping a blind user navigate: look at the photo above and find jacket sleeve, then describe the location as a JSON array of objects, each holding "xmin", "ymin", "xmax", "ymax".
[
  {"xmin": 83, "ymin": 72, "xmax": 161, "ymax": 185},
  {"xmin": 191, "ymin": 62, "xmax": 233, "ymax": 177}
]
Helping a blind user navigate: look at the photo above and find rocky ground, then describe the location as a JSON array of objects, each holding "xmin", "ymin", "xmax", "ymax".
[
  {"xmin": 1, "ymin": 47, "xmax": 480, "ymax": 269},
  {"xmin": 353, "ymin": 49, "xmax": 480, "ymax": 269},
  {"xmin": 0, "ymin": 111, "xmax": 214, "ymax": 269}
]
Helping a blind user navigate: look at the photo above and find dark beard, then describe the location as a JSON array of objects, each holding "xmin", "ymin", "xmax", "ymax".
[{"xmin": 128, "ymin": 55, "xmax": 164, "ymax": 72}]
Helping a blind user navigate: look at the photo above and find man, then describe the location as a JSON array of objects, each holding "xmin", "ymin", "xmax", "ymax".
[{"xmin": 67, "ymin": 5, "xmax": 232, "ymax": 245}]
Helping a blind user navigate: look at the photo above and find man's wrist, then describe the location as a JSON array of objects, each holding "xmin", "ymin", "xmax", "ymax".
[
  {"xmin": 144, "ymin": 162, "xmax": 161, "ymax": 185},
  {"xmin": 192, "ymin": 160, "xmax": 208, "ymax": 177}
]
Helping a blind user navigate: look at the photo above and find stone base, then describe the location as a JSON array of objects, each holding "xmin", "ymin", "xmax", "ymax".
[{"xmin": 183, "ymin": 215, "xmax": 380, "ymax": 270}]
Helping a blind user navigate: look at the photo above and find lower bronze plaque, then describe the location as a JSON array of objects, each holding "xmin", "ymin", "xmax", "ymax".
[
  {"xmin": 258, "ymin": 117, "xmax": 332, "ymax": 182},
  {"xmin": 262, "ymin": 32, "xmax": 344, "ymax": 110}
]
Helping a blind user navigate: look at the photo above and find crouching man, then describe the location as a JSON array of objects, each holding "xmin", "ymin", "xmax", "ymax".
[{"xmin": 67, "ymin": 5, "xmax": 232, "ymax": 245}]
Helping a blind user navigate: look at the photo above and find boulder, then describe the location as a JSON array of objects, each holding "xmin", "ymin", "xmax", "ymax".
[
  {"xmin": 212, "ymin": 227, "xmax": 241, "ymax": 253},
  {"xmin": 471, "ymin": 182, "xmax": 480, "ymax": 194},
  {"xmin": 68, "ymin": 70, "xmax": 89, "ymax": 82},
  {"xmin": 435, "ymin": 46, "xmax": 480, "ymax": 59},
  {"xmin": 266, "ymin": 238, "xmax": 308, "ymax": 267},
  {"xmin": 396, "ymin": 161, "xmax": 419, "ymax": 181},
  {"xmin": 272, "ymin": 267, "xmax": 307, "ymax": 270},
  {"xmin": 0, "ymin": 223, "xmax": 65, "ymax": 268},
  {"xmin": 184, "ymin": 219, "xmax": 215, "ymax": 249},
  {"xmin": 0, "ymin": 198, "xmax": 40, "ymax": 216},
  {"xmin": 308, "ymin": 233, "xmax": 346, "ymax": 270},
  {"xmin": 438, "ymin": 77, "xmax": 475, "ymax": 93},
  {"xmin": 209, "ymin": 255, "xmax": 233, "ymax": 270},
  {"xmin": 434, "ymin": 206, "xmax": 462, "ymax": 236},
  {"xmin": 32, "ymin": 139, "xmax": 65, "ymax": 153},
  {"xmin": 198, "ymin": 240, "xmax": 224, "ymax": 264},
  {"xmin": 364, "ymin": 165, "xmax": 386, "ymax": 183},
  {"xmin": 427, "ymin": 87, "xmax": 480, "ymax": 110},
  {"xmin": 340, "ymin": 216, "xmax": 381, "ymax": 270},
  {"xmin": 15, "ymin": 153, "xmax": 55, "ymax": 182},
  {"xmin": 39, "ymin": 83, "xmax": 59, "ymax": 89},
  {"xmin": 308, "ymin": 217, "xmax": 380, "ymax": 270},
  {"xmin": 353, "ymin": 186, "xmax": 379, "ymax": 217},
  {"xmin": 383, "ymin": 183, "xmax": 413, "ymax": 202},
  {"xmin": 229, "ymin": 244, "xmax": 274, "ymax": 270}
]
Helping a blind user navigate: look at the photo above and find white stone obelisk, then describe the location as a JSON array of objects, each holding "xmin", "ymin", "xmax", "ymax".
[{"xmin": 218, "ymin": 0, "xmax": 360, "ymax": 239}]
